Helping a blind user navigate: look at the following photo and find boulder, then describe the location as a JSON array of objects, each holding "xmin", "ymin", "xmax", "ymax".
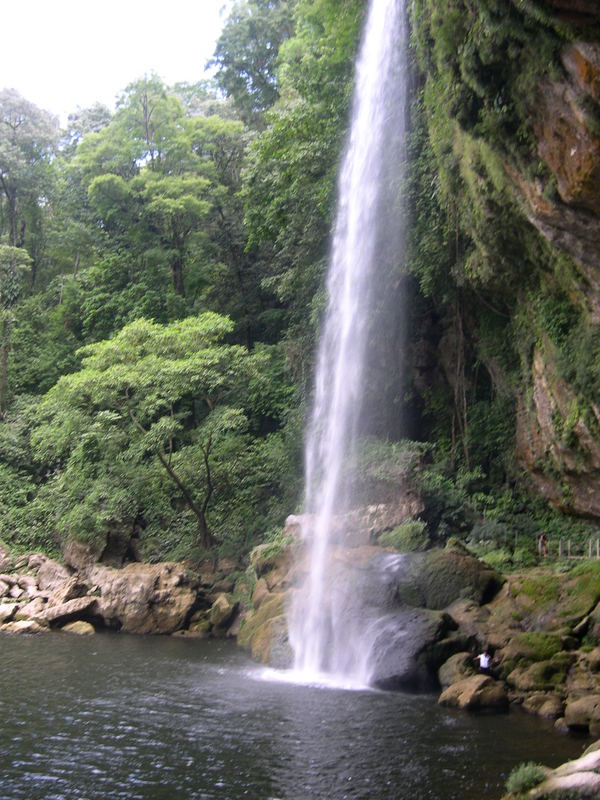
[
  {"xmin": 0, "ymin": 601, "xmax": 16, "ymax": 623},
  {"xmin": 438, "ymin": 652, "xmax": 476, "ymax": 689},
  {"xmin": 238, "ymin": 593, "xmax": 291, "ymax": 667},
  {"xmin": 391, "ymin": 548, "xmax": 502, "ymax": 610},
  {"xmin": 507, "ymin": 655, "xmax": 571, "ymax": 693},
  {"xmin": 553, "ymin": 746, "xmax": 600, "ymax": 778},
  {"xmin": 367, "ymin": 609, "xmax": 458, "ymax": 690},
  {"xmin": 17, "ymin": 575, "xmax": 37, "ymax": 595},
  {"xmin": 62, "ymin": 539, "xmax": 103, "ymax": 573},
  {"xmin": 60, "ymin": 621, "xmax": 95, "ymax": 635},
  {"xmin": 249, "ymin": 614, "xmax": 292, "ymax": 668},
  {"xmin": 89, "ymin": 562, "xmax": 197, "ymax": 634},
  {"xmin": 565, "ymin": 694, "xmax": 600, "ymax": 734},
  {"xmin": 34, "ymin": 596, "xmax": 98, "ymax": 628},
  {"xmin": 14, "ymin": 597, "xmax": 46, "ymax": 621},
  {"xmin": 209, "ymin": 593, "xmax": 238, "ymax": 630},
  {"xmin": 36, "ymin": 559, "xmax": 71, "ymax": 594},
  {"xmin": 439, "ymin": 674, "xmax": 509, "ymax": 712},
  {"xmin": 567, "ymin": 651, "xmax": 600, "ymax": 695},
  {"xmin": 522, "ymin": 693, "xmax": 564, "ymax": 719},
  {"xmin": 212, "ymin": 577, "xmax": 235, "ymax": 593},
  {"xmin": 47, "ymin": 576, "xmax": 89, "ymax": 607},
  {"xmin": 1, "ymin": 619, "xmax": 44, "ymax": 634},
  {"xmin": 182, "ymin": 619, "xmax": 211, "ymax": 638},
  {"xmin": 27, "ymin": 553, "xmax": 47, "ymax": 570},
  {"xmin": 532, "ymin": 771, "xmax": 600, "ymax": 798},
  {"xmin": 0, "ymin": 580, "xmax": 9, "ymax": 598},
  {"xmin": 252, "ymin": 578, "xmax": 270, "ymax": 609}
]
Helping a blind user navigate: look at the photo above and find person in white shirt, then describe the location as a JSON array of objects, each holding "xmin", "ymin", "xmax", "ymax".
[{"xmin": 474, "ymin": 649, "xmax": 492, "ymax": 674}]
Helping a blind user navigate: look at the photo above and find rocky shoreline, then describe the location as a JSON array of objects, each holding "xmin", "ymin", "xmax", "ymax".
[
  {"xmin": 4, "ymin": 523, "xmax": 600, "ymax": 799},
  {"xmin": 0, "ymin": 539, "xmax": 242, "ymax": 640}
]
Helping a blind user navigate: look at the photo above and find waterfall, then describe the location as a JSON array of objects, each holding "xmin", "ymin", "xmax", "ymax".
[{"xmin": 288, "ymin": 0, "xmax": 408, "ymax": 686}]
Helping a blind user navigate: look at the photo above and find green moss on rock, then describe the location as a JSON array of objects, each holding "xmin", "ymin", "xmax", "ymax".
[{"xmin": 378, "ymin": 519, "xmax": 429, "ymax": 552}]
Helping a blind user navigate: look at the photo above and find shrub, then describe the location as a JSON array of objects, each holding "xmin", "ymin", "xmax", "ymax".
[
  {"xmin": 379, "ymin": 519, "xmax": 429, "ymax": 552},
  {"xmin": 505, "ymin": 762, "xmax": 546, "ymax": 794},
  {"xmin": 481, "ymin": 548, "xmax": 512, "ymax": 571},
  {"xmin": 512, "ymin": 547, "xmax": 537, "ymax": 568}
]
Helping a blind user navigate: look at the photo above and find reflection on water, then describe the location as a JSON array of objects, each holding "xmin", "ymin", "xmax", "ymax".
[{"xmin": 0, "ymin": 634, "xmax": 588, "ymax": 799}]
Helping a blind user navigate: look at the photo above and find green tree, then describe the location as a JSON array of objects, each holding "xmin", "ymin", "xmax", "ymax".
[
  {"xmin": 0, "ymin": 89, "xmax": 58, "ymax": 248},
  {"xmin": 211, "ymin": 0, "xmax": 297, "ymax": 125},
  {"xmin": 33, "ymin": 313, "xmax": 253, "ymax": 549},
  {"xmin": 0, "ymin": 244, "xmax": 31, "ymax": 414}
]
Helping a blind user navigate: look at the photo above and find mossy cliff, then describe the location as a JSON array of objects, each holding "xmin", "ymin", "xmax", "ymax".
[{"xmin": 406, "ymin": 1, "xmax": 600, "ymax": 524}]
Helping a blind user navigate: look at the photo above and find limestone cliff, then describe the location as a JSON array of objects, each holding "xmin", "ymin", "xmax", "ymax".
[{"xmin": 410, "ymin": 0, "xmax": 600, "ymax": 523}]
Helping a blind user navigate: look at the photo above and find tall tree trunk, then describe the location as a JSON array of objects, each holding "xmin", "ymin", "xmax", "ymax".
[
  {"xmin": 125, "ymin": 392, "xmax": 213, "ymax": 548},
  {"xmin": 169, "ymin": 252, "xmax": 185, "ymax": 297},
  {"xmin": 0, "ymin": 311, "xmax": 11, "ymax": 418},
  {"xmin": 156, "ymin": 451, "xmax": 214, "ymax": 548}
]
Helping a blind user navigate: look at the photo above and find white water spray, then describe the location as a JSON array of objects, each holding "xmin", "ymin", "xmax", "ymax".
[{"xmin": 289, "ymin": 0, "xmax": 409, "ymax": 686}]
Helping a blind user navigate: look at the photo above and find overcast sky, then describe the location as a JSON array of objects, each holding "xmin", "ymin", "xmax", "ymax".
[{"xmin": 1, "ymin": 0, "xmax": 231, "ymax": 123}]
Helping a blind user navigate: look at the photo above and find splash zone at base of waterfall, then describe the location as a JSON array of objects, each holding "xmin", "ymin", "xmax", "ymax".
[{"xmin": 287, "ymin": 0, "xmax": 409, "ymax": 687}]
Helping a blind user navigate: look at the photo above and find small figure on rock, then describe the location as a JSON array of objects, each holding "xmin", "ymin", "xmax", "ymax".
[
  {"xmin": 474, "ymin": 648, "xmax": 492, "ymax": 675},
  {"xmin": 539, "ymin": 531, "xmax": 548, "ymax": 558}
]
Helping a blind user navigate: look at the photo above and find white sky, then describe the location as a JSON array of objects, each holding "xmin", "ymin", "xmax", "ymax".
[{"xmin": 0, "ymin": 0, "xmax": 231, "ymax": 123}]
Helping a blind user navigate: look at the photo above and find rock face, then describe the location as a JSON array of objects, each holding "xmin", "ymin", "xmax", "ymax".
[
  {"xmin": 516, "ymin": 348, "xmax": 600, "ymax": 517},
  {"xmin": 88, "ymin": 562, "xmax": 198, "ymax": 634},
  {"xmin": 0, "ymin": 547, "xmax": 213, "ymax": 638}
]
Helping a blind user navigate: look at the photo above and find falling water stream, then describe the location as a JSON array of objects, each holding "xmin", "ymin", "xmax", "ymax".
[{"xmin": 289, "ymin": 0, "xmax": 408, "ymax": 683}]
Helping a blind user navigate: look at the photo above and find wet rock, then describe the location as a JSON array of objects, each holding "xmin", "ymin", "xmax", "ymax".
[
  {"xmin": 250, "ymin": 614, "xmax": 291, "ymax": 668},
  {"xmin": 439, "ymin": 674, "xmax": 509, "ymax": 712},
  {"xmin": 286, "ymin": 496, "xmax": 424, "ymax": 548},
  {"xmin": 238, "ymin": 593, "xmax": 290, "ymax": 667},
  {"xmin": 368, "ymin": 609, "xmax": 458, "ymax": 691},
  {"xmin": 555, "ymin": 716, "xmax": 570, "ymax": 734},
  {"xmin": 226, "ymin": 612, "xmax": 243, "ymax": 639},
  {"xmin": 60, "ymin": 621, "xmax": 95, "ymax": 635}
]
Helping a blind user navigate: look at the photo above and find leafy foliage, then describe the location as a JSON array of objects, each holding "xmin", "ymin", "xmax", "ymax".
[{"xmin": 505, "ymin": 761, "xmax": 547, "ymax": 794}]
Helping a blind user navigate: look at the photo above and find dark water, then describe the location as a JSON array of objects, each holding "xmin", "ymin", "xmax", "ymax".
[{"xmin": 0, "ymin": 634, "xmax": 587, "ymax": 800}]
